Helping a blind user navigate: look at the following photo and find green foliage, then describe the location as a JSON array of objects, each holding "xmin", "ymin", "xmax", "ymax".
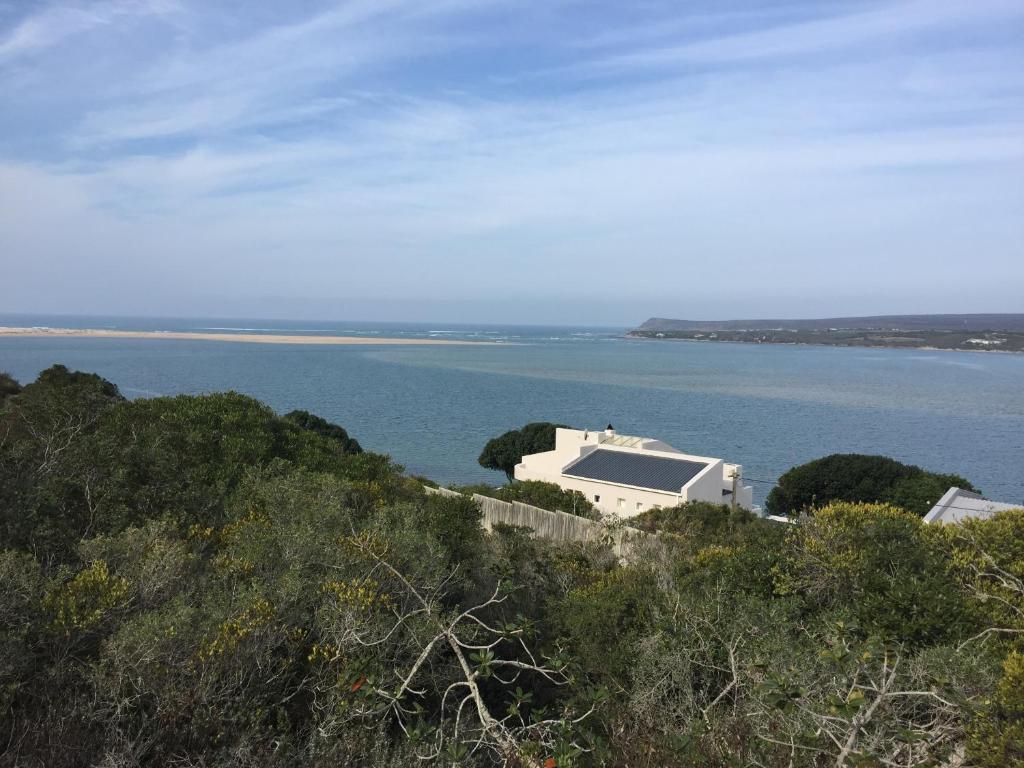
[
  {"xmin": 967, "ymin": 651, "xmax": 1024, "ymax": 766},
  {"xmin": 1, "ymin": 366, "xmax": 1019, "ymax": 767},
  {"xmin": 0, "ymin": 371, "xmax": 21, "ymax": 402},
  {"xmin": 630, "ymin": 499, "xmax": 752, "ymax": 536},
  {"xmin": 31, "ymin": 363, "xmax": 123, "ymax": 401},
  {"xmin": 455, "ymin": 480, "xmax": 597, "ymax": 519},
  {"xmin": 557, "ymin": 566, "xmax": 662, "ymax": 684},
  {"xmin": 0, "ymin": 368, "xmax": 367, "ymax": 559},
  {"xmin": 0, "ymin": 550, "xmax": 44, "ymax": 712},
  {"xmin": 766, "ymin": 453, "xmax": 978, "ymax": 516},
  {"xmin": 774, "ymin": 502, "xmax": 970, "ymax": 645},
  {"xmin": 0, "ymin": 365, "xmax": 125, "ymax": 556},
  {"xmin": 477, "ymin": 421, "xmax": 569, "ymax": 481},
  {"xmin": 417, "ymin": 491, "xmax": 485, "ymax": 566},
  {"xmin": 943, "ymin": 508, "xmax": 1024, "ymax": 647},
  {"xmin": 283, "ymin": 409, "xmax": 363, "ymax": 454}
]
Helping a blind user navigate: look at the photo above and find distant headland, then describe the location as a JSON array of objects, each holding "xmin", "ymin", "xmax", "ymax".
[
  {"xmin": 629, "ymin": 314, "xmax": 1024, "ymax": 352},
  {"xmin": 0, "ymin": 327, "xmax": 490, "ymax": 346}
]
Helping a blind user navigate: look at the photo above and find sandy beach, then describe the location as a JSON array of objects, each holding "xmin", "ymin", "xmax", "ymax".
[{"xmin": 0, "ymin": 327, "xmax": 491, "ymax": 346}]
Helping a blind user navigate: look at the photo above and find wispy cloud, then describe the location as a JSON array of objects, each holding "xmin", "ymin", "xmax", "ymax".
[
  {"xmin": 0, "ymin": 0, "xmax": 180, "ymax": 62},
  {"xmin": 1, "ymin": 0, "xmax": 1022, "ymax": 321},
  {"xmin": 570, "ymin": 0, "xmax": 1024, "ymax": 73}
]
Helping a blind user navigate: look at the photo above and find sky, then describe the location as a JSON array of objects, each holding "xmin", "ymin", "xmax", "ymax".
[{"xmin": 1, "ymin": 0, "xmax": 1022, "ymax": 326}]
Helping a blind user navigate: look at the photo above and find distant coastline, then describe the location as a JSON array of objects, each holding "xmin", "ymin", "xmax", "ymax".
[
  {"xmin": 630, "ymin": 314, "xmax": 1024, "ymax": 353},
  {"xmin": 628, "ymin": 334, "xmax": 1024, "ymax": 354},
  {"xmin": 0, "ymin": 326, "xmax": 492, "ymax": 346}
]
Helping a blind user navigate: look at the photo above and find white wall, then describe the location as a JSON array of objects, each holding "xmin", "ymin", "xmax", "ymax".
[{"xmin": 514, "ymin": 428, "xmax": 754, "ymax": 519}]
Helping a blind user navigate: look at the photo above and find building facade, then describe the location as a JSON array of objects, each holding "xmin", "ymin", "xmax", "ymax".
[{"xmin": 514, "ymin": 426, "xmax": 754, "ymax": 518}]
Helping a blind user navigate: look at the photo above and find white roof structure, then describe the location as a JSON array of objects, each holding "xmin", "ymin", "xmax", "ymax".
[
  {"xmin": 514, "ymin": 427, "xmax": 755, "ymax": 517},
  {"xmin": 923, "ymin": 487, "xmax": 1022, "ymax": 525}
]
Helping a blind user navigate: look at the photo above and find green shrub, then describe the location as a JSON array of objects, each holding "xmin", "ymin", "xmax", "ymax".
[
  {"xmin": 774, "ymin": 502, "xmax": 970, "ymax": 645},
  {"xmin": 967, "ymin": 651, "xmax": 1024, "ymax": 766},
  {"xmin": 766, "ymin": 453, "xmax": 977, "ymax": 516},
  {"xmin": 456, "ymin": 480, "xmax": 596, "ymax": 518}
]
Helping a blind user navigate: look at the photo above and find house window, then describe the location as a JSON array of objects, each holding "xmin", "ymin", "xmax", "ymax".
[
  {"xmin": 594, "ymin": 494, "xmax": 600, "ymax": 503},
  {"xmin": 616, "ymin": 498, "xmax": 625, "ymax": 509},
  {"xmin": 635, "ymin": 502, "xmax": 644, "ymax": 511}
]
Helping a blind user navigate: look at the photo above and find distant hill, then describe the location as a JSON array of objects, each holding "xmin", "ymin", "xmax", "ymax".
[{"xmin": 636, "ymin": 314, "xmax": 1024, "ymax": 333}]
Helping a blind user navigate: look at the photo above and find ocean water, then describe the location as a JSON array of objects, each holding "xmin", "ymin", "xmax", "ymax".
[{"xmin": 1, "ymin": 314, "xmax": 1023, "ymax": 506}]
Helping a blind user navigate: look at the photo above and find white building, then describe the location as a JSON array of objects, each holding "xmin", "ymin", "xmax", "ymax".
[
  {"xmin": 923, "ymin": 487, "xmax": 1022, "ymax": 525},
  {"xmin": 514, "ymin": 426, "xmax": 754, "ymax": 518}
]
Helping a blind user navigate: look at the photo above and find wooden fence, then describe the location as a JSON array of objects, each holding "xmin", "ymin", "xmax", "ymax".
[{"xmin": 424, "ymin": 486, "xmax": 646, "ymax": 558}]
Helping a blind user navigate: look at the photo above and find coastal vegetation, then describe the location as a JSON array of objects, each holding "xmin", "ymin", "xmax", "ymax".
[
  {"xmin": 1, "ymin": 366, "xmax": 1022, "ymax": 767},
  {"xmin": 452, "ymin": 480, "xmax": 597, "ymax": 519},
  {"xmin": 478, "ymin": 422, "xmax": 568, "ymax": 481},
  {"xmin": 766, "ymin": 453, "xmax": 977, "ymax": 517},
  {"xmin": 283, "ymin": 410, "xmax": 363, "ymax": 454},
  {"xmin": 630, "ymin": 314, "xmax": 1024, "ymax": 352}
]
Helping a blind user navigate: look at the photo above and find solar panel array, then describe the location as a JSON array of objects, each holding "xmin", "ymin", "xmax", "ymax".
[{"xmin": 562, "ymin": 449, "xmax": 709, "ymax": 493}]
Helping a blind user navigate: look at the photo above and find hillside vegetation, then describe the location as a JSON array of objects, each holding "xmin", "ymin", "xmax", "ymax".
[
  {"xmin": 1, "ymin": 366, "xmax": 1022, "ymax": 767},
  {"xmin": 632, "ymin": 315, "xmax": 1024, "ymax": 352}
]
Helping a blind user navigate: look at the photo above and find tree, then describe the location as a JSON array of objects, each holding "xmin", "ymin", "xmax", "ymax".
[
  {"xmin": 283, "ymin": 409, "xmax": 362, "ymax": 454},
  {"xmin": 0, "ymin": 365, "xmax": 125, "ymax": 556},
  {"xmin": 0, "ymin": 371, "xmax": 20, "ymax": 403},
  {"xmin": 478, "ymin": 422, "xmax": 568, "ymax": 482},
  {"xmin": 766, "ymin": 453, "xmax": 978, "ymax": 517}
]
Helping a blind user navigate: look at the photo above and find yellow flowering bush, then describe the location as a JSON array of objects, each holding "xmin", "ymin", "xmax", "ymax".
[
  {"xmin": 198, "ymin": 598, "xmax": 275, "ymax": 661},
  {"xmin": 44, "ymin": 560, "xmax": 130, "ymax": 636},
  {"xmin": 322, "ymin": 578, "xmax": 393, "ymax": 613}
]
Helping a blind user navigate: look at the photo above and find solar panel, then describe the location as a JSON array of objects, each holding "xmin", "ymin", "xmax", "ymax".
[{"xmin": 563, "ymin": 449, "xmax": 709, "ymax": 493}]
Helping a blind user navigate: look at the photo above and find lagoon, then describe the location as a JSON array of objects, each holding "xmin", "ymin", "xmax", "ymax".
[{"xmin": 1, "ymin": 315, "xmax": 1022, "ymax": 506}]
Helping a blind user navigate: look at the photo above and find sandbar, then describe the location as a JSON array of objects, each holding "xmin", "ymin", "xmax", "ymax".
[{"xmin": 0, "ymin": 326, "xmax": 491, "ymax": 346}]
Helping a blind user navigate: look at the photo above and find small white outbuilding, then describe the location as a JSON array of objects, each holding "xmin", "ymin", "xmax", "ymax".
[{"xmin": 514, "ymin": 426, "xmax": 754, "ymax": 518}]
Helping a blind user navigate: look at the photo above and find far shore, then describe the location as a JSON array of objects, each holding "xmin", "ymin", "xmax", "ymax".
[
  {"xmin": 626, "ymin": 333, "xmax": 1023, "ymax": 354},
  {"xmin": 0, "ymin": 326, "xmax": 493, "ymax": 346}
]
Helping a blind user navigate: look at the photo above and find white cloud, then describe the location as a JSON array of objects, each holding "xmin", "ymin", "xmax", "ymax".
[
  {"xmin": 0, "ymin": 0, "xmax": 179, "ymax": 61},
  {"xmin": 574, "ymin": 0, "xmax": 1024, "ymax": 73},
  {"xmin": 1, "ymin": 0, "xmax": 1022, "ymax": 320}
]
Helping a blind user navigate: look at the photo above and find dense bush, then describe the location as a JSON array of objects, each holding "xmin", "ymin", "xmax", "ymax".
[
  {"xmin": 0, "ymin": 371, "xmax": 21, "ymax": 402},
  {"xmin": 630, "ymin": 499, "xmax": 754, "ymax": 536},
  {"xmin": 773, "ymin": 502, "xmax": 969, "ymax": 645},
  {"xmin": 283, "ymin": 409, "xmax": 363, "ymax": 454},
  {"xmin": 454, "ymin": 479, "xmax": 597, "ymax": 518},
  {"xmin": 766, "ymin": 453, "xmax": 977, "ymax": 516},
  {"xmin": 1, "ymin": 366, "xmax": 1021, "ymax": 767}
]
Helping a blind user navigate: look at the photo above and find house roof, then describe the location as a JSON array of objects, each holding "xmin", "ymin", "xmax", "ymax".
[
  {"xmin": 563, "ymin": 449, "xmax": 708, "ymax": 493},
  {"xmin": 924, "ymin": 487, "xmax": 1022, "ymax": 525}
]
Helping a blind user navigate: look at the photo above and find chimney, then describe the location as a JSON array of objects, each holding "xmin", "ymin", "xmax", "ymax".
[{"xmin": 605, "ymin": 423, "xmax": 615, "ymax": 437}]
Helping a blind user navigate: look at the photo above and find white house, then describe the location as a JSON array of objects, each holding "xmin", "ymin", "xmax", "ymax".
[
  {"xmin": 514, "ymin": 426, "xmax": 754, "ymax": 518},
  {"xmin": 923, "ymin": 487, "xmax": 1022, "ymax": 525}
]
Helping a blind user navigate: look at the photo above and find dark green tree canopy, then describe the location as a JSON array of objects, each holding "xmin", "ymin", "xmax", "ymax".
[
  {"xmin": 766, "ymin": 453, "xmax": 978, "ymax": 517},
  {"xmin": 0, "ymin": 368, "xmax": 367, "ymax": 559},
  {"xmin": 477, "ymin": 422, "xmax": 569, "ymax": 481},
  {"xmin": 283, "ymin": 409, "xmax": 363, "ymax": 454},
  {"xmin": 0, "ymin": 371, "xmax": 21, "ymax": 403},
  {"xmin": 32, "ymin": 364, "xmax": 123, "ymax": 401}
]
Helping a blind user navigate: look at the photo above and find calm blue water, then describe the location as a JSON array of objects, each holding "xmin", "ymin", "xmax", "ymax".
[{"xmin": 2, "ymin": 314, "xmax": 1023, "ymax": 506}]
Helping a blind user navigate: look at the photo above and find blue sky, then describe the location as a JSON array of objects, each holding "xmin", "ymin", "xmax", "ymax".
[{"xmin": 1, "ymin": 0, "xmax": 1022, "ymax": 325}]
